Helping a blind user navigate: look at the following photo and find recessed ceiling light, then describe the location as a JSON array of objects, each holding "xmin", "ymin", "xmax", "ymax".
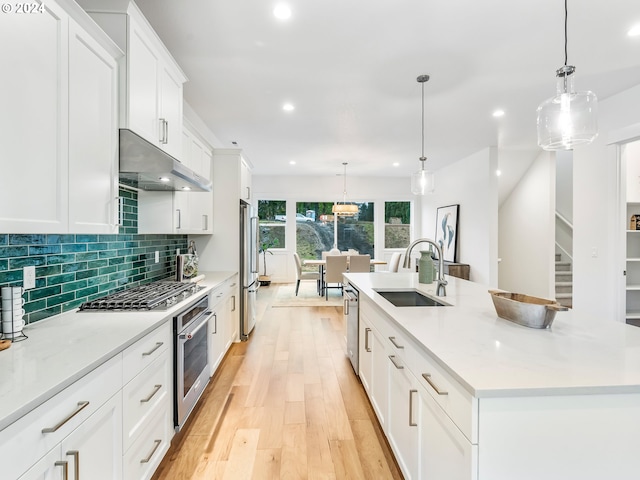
[
  {"xmin": 496, "ymin": 169, "xmax": 502, "ymax": 177},
  {"xmin": 628, "ymin": 24, "xmax": 640, "ymax": 37},
  {"xmin": 289, "ymin": 161, "xmax": 296, "ymax": 165},
  {"xmin": 159, "ymin": 177, "xmax": 170, "ymax": 182},
  {"xmin": 492, "ymin": 109, "xmax": 505, "ymax": 118},
  {"xmin": 273, "ymin": 3, "xmax": 291, "ymax": 20},
  {"xmin": 393, "ymin": 162, "xmax": 400, "ymax": 167},
  {"xmin": 182, "ymin": 186, "xmax": 191, "ymax": 191},
  {"xmin": 283, "ymin": 103, "xmax": 294, "ymax": 111}
]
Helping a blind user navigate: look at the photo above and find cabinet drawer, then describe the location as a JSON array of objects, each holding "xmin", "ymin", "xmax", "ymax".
[
  {"xmin": 414, "ymin": 348, "xmax": 477, "ymax": 443},
  {"xmin": 123, "ymin": 400, "xmax": 172, "ymax": 480},
  {"xmin": 123, "ymin": 322, "xmax": 171, "ymax": 385},
  {"xmin": 122, "ymin": 350, "xmax": 171, "ymax": 452},
  {"xmin": 1, "ymin": 354, "xmax": 122, "ymax": 480}
]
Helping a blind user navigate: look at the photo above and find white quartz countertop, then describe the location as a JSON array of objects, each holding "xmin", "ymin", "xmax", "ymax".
[
  {"xmin": 0, "ymin": 271, "xmax": 236, "ymax": 432},
  {"xmin": 344, "ymin": 272, "xmax": 640, "ymax": 398}
]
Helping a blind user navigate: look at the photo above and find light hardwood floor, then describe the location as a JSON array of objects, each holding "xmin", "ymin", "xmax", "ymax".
[{"xmin": 152, "ymin": 284, "xmax": 403, "ymax": 480}]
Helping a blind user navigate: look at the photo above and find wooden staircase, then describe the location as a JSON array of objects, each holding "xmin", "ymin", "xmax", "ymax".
[{"xmin": 555, "ymin": 253, "xmax": 573, "ymax": 308}]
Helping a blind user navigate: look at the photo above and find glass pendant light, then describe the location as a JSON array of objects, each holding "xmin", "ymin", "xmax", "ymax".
[
  {"xmin": 537, "ymin": 0, "xmax": 597, "ymax": 150},
  {"xmin": 411, "ymin": 75, "xmax": 435, "ymax": 195},
  {"xmin": 332, "ymin": 162, "xmax": 358, "ymax": 216}
]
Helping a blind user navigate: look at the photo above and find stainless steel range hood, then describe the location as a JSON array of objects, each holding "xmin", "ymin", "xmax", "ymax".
[{"xmin": 118, "ymin": 129, "xmax": 212, "ymax": 192}]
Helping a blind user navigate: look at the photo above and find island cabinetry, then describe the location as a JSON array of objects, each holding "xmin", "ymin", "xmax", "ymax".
[
  {"xmin": 358, "ymin": 309, "xmax": 389, "ymax": 428},
  {"xmin": 360, "ymin": 297, "xmax": 478, "ymax": 480},
  {"xmin": 121, "ymin": 323, "xmax": 172, "ymax": 480},
  {"xmin": 4, "ymin": 354, "xmax": 123, "ymax": 480}
]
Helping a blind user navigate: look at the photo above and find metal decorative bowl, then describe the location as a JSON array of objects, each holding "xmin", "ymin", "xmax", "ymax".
[{"xmin": 488, "ymin": 289, "xmax": 568, "ymax": 329}]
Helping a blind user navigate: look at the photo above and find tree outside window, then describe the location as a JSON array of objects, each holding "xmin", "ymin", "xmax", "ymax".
[{"xmin": 385, "ymin": 201, "xmax": 411, "ymax": 248}]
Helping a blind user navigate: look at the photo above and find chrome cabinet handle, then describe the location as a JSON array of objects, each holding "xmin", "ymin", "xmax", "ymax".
[
  {"xmin": 42, "ymin": 401, "xmax": 90, "ymax": 433},
  {"xmin": 365, "ymin": 327, "xmax": 371, "ymax": 352},
  {"xmin": 164, "ymin": 119, "xmax": 169, "ymax": 144},
  {"xmin": 388, "ymin": 355, "xmax": 404, "ymax": 369},
  {"xmin": 159, "ymin": 118, "xmax": 168, "ymax": 144},
  {"xmin": 409, "ymin": 389, "xmax": 418, "ymax": 426},
  {"xmin": 140, "ymin": 439, "xmax": 162, "ymax": 464},
  {"xmin": 203, "ymin": 214, "xmax": 208, "ymax": 231},
  {"xmin": 141, "ymin": 384, "xmax": 162, "ymax": 403},
  {"xmin": 246, "ymin": 186, "xmax": 251, "ymax": 200},
  {"xmin": 55, "ymin": 460, "xmax": 69, "ymax": 480},
  {"xmin": 211, "ymin": 313, "xmax": 218, "ymax": 334},
  {"xmin": 389, "ymin": 336, "xmax": 404, "ymax": 349},
  {"xmin": 66, "ymin": 450, "xmax": 79, "ymax": 480},
  {"xmin": 231, "ymin": 295, "xmax": 236, "ymax": 312},
  {"xmin": 422, "ymin": 373, "xmax": 448, "ymax": 395},
  {"xmin": 344, "ymin": 298, "xmax": 349, "ymax": 315},
  {"xmin": 115, "ymin": 196, "xmax": 124, "ymax": 226},
  {"xmin": 142, "ymin": 342, "xmax": 163, "ymax": 357},
  {"xmin": 176, "ymin": 209, "xmax": 181, "ymax": 229}
]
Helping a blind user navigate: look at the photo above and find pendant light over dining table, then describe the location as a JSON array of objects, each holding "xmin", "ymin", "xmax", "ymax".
[
  {"xmin": 332, "ymin": 162, "xmax": 358, "ymax": 216},
  {"xmin": 411, "ymin": 74, "xmax": 435, "ymax": 195},
  {"xmin": 536, "ymin": 0, "xmax": 598, "ymax": 150}
]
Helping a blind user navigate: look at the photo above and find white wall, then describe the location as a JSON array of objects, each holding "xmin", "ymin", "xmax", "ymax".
[
  {"xmin": 419, "ymin": 147, "xmax": 498, "ymax": 286},
  {"xmin": 573, "ymin": 84, "xmax": 640, "ymax": 321},
  {"xmin": 499, "ymin": 151, "xmax": 556, "ymax": 298},
  {"xmin": 252, "ymin": 175, "xmax": 419, "ymax": 283}
]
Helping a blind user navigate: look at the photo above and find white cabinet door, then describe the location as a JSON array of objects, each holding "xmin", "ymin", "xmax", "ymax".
[
  {"xmin": 387, "ymin": 356, "xmax": 419, "ymax": 479},
  {"xmin": 240, "ymin": 158, "xmax": 252, "ymax": 201},
  {"xmin": 17, "ymin": 447, "xmax": 63, "ymax": 480},
  {"xmin": 68, "ymin": 19, "xmax": 118, "ymax": 233},
  {"xmin": 158, "ymin": 65, "xmax": 183, "ymax": 158},
  {"xmin": 419, "ymin": 385, "xmax": 476, "ymax": 480},
  {"xmin": 370, "ymin": 325, "xmax": 388, "ymax": 427},
  {"xmin": 227, "ymin": 280, "xmax": 239, "ymax": 345},
  {"xmin": 0, "ymin": 0, "xmax": 68, "ymax": 233},
  {"xmin": 60, "ymin": 392, "xmax": 123, "ymax": 480},
  {"xmin": 127, "ymin": 15, "xmax": 160, "ymax": 146}
]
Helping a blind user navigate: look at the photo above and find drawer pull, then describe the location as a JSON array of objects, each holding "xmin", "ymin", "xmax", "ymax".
[
  {"xmin": 232, "ymin": 295, "xmax": 236, "ymax": 312},
  {"xmin": 42, "ymin": 401, "xmax": 90, "ymax": 433},
  {"xmin": 388, "ymin": 355, "xmax": 404, "ymax": 369},
  {"xmin": 67, "ymin": 450, "xmax": 79, "ymax": 480},
  {"xmin": 141, "ymin": 384, "xmax": 162, "ymax": 403},
  {"xmin": 142, "ymin": 342, "xmax": 163, "ymax": 357},
  {"xmin": 55, "ymin": 460, "xmax": 69, "ymax": 480},
  {"xmin": 409, "ymin": 389, "xmax": 418, "ymax": 427},
  {"xmin": 364, "ymin": 327, "xmax": 371, "ymax": 352},
  {"xmin": 422, "ymin": 373, "xmax": 448, "ymax": 396},
  {"xmin": 140, "ymin": 439, "xmax": 162, "ymax": 464},
  {"xmin": 389, "ymin": 336, "xmax": 404, "ymax": 349}
]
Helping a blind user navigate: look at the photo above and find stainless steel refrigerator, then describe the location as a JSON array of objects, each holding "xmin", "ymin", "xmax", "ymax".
[{"xmin": 240, "ymin": 200, "xmax": 259, "ymax": 340}]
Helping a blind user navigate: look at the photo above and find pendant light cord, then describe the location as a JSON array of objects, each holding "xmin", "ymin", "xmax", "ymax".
[
  {"xmin": 564, "ymin": 0, "xmax": 568, "ymax": 66},
  {"xmin": 421, "ymin": 80, "xmax": 425, "ymax": 160}
]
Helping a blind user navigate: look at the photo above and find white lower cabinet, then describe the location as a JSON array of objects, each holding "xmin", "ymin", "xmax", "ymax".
[
  {"xmin": 18, "ymin": 392, "xmax": 122, "ymax": 480},
  {"xmin": 419, "ymin": 384, "xmax": 477, "ymax": 480},
  {"xmin": 387, "ymin": 355, "xmax": 419, "ymax": 479},
  {"xmin": 208, "ymin": 277, "xmax": 239, "ymax": 376},
  {"xmin": 359, "ymin": 297, "xmax": 477, "ymax": 480},
  {"xmin": 5, "ymin": 322, "xmax": 174, "ymax": 480},
  {"xmin": 358, "ymin": 313, "xmax": 388, "ymax": 428}
]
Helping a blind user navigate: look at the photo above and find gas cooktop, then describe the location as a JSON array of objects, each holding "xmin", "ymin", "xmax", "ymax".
[{"xmin": 79, "ymin": 281, "xmax": 204, "ymax": 311}]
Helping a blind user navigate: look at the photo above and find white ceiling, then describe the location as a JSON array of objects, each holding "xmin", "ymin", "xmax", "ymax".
[{"xmin": 135, "ymin": 0, "xmax": 640, "ymax": 189}]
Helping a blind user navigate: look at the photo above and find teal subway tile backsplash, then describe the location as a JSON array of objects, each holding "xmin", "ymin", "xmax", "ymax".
[{"xmin": 0, "ymin": 188, "xmax": 188, "ymax": 325}]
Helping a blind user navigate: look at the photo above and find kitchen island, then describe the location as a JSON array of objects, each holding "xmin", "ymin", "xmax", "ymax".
[{"xmin": 344, "ymin": 272, "xmax": 640, "ymax": 480}]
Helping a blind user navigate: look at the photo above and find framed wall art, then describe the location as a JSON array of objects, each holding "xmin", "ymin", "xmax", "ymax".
[{"xmin": 435, "ymin": 204, "xmax": 459, "ymax": 263}]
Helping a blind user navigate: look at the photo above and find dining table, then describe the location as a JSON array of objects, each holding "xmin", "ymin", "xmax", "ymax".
[{"xmin": 303, "ymin": 257, "xmax": 387, "ymax": 296}]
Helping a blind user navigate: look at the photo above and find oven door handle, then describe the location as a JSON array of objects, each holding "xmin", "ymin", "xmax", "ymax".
[{"xmin": 179, "ymin": 314, "xmax": 210, "ymax": 342}]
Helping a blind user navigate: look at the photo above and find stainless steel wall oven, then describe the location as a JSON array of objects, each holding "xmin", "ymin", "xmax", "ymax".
[{"xmin": 174, "ymin": 294, "xmax": 211, "ymax": 431}]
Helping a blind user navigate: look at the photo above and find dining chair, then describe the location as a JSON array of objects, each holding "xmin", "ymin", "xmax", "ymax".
[
  {"xmin": 293, "ymin": 253, "xmax": 321, "ymax": 296},
  {"xmin": 348, "ymin": 254, "xmax": 371, "ymax": 273},
  {"xmin": 324, "ymin": 255, "xmax": 348, "ymax": 300},
  {"xmin": 387, "ymin": 252, "xmax": 402, "ymax": 273}
]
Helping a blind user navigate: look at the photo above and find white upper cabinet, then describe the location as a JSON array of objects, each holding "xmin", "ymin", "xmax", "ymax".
[
  {"xmin": 68, "ymin": 18, "xmax": 119, "ymax": 233},
  {"xmin": 0, "ymin": 1, "xmax": 68, "ymax": 233},
  {"xmin": 80, "ymin": 1, "xmax": 187, "ymax": 159},
  {"xmin": 0, "ymin": 0, "xmax": 121, "ymax": 234},
  {"xmin": 240, "ymin": 157, "xmax": 252, "ymax": 202}
]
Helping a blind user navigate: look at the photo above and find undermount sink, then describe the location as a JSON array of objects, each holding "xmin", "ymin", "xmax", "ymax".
[{"xmin": 374, "ymin": 289, "xmax": 449, "ymax": 307}]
